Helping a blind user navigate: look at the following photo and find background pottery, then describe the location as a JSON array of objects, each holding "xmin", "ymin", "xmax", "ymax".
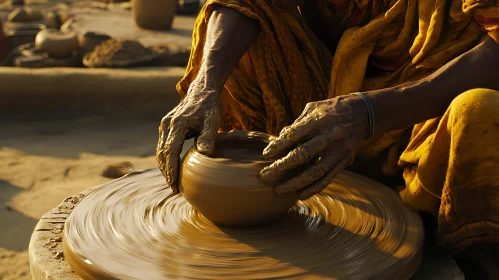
[
  {"xmin": 35, "ymin": 29, "xmax": 79, "ymax": 58},
  {"xmin": 77, "ymin": 31, "xmax": 111, "ymax": 55},
  {"xmin": 179, "ymin": 130, "xmax": 299, "ymax": 227},
  {"xmin": 132, "ymin": 0, "xmax": 177, "ymax": 30},
  {"xmin": 6, "ymin": 23, "xmax": 46, "ymax": 54},
  {"xmin": 44, "ymin": 10, "xmax": 71, "ymax": 30},
  {"xmin": 8, "ymin": 8, "xmax": 43, "ymax": 23}
]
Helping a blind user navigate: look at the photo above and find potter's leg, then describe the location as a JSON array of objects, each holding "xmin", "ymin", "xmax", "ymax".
[{"xmin": 399, "ymin": 88, "xmax": 499, "ymax": 252}]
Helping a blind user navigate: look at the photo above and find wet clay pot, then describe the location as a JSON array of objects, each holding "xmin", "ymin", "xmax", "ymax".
[
  {"xmin": 179, "ymin": 130, "xmax": 299, "ymax": 227},
  {"xmin": 35, "ymin": 29, "xmax": 79, "ymax": 58},
  {"xmin": 132, "ymin": 0, "xmax": 176, "ymax": 30}
]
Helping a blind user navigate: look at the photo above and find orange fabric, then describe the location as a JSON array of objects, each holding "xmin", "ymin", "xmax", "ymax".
[
  {"xmin": 177, "ymin": 1, "xmax": 498, "ymax": 252},
  {"xmin": 463, "ymin": 0, "xmax": 499, "ymax": 32},
  {"xmin": 178, "ymin": 0, "xmax": 333, "ymax": 135},
  {"xmin": 398, "ymin": 89, "xmax": 499, "ymax": 253}
]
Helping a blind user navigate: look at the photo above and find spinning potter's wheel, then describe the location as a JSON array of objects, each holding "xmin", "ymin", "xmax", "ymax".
[{"xmin": 63, "ymin": 168, "xmax": 424, "ymax": 279}]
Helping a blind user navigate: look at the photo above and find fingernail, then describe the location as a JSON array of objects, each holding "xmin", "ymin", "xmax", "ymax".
[
  {"xmin": 197, "ymin": 142, "xmax": 213, "ymax": 154},
  {"xmin": 166, "ymin": 174, "xmax": 174, "ymax": 187},
  {"xmin": 171, "ymin": 186, "xmax": 179, "ymax": 194},
  {"xmin": 260, "ymin": 168, "xmax": 271, "ymax": 181},
  {"xmin": 262, "ymin": 147, "xmax": 275, "ymax": 159}
]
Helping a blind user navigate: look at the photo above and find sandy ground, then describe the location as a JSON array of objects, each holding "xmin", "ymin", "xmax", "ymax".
[
  {"xmin": 0, "ymin": 117, "xmax": 193, "ymax": 279},
  {"xmin": 0, "ymin": 0, "xmax": 196, "ymax": 276},
  {"xmin": 0, "ymin": 0, "xmax": 197, "ymax": 275}
]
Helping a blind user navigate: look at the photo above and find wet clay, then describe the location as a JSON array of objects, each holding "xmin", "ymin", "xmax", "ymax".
[
  {"xmin": 63, "ymin": 169, "xmax": 424, "ymax": 279},
  {"xmin": 179, "ymin": 131, "xmax": 299, "ymax": 226}
]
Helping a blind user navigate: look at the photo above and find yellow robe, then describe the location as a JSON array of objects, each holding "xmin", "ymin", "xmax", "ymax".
[{"xmin": 177, "ymin": 0, "xmax": 499, "ymax": 253}]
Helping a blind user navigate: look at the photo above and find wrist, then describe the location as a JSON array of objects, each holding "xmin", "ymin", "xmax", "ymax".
[
  {"xmin": 190, "ymin": 70, "xmax": 223, "ymax": 97},
  {"xmin": 349, "ymin": 93, "xmax": 372, "ymax": 140}
]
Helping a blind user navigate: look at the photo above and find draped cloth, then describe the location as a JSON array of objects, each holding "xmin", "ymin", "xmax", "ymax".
[{"xmin": 176, "ymin": 0, "xmax": 499, "ymax": 253}]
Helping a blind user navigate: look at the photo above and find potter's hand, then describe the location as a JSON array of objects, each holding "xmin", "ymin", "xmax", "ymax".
[
  {"xmin": 260, "ymin": 95, "xmax": 368, "ymax": 200},
  {"xmin": 156, "ymin": 83, "xmax": 223, "ymax": 194}
]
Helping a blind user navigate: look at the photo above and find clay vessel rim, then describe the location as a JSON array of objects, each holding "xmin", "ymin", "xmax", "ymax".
[
  {"xmin": 7, "ymin": 23, "xmax": 46, "ymax": 35},
  {"xmin": 190, "ymin": 130, "xmax": 275, "ymax": 166},
  {"xmin": 38, "ymin": 28, "xmax": 77, "ymax": 38},
  {"xmin": 79, "ymin": 31, "xmax": 111, "ymax": 37}
]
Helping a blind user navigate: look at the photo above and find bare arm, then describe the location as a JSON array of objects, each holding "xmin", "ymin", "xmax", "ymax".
[
  {"xmin": 261, "ymin": 34, "xmax": 499, "ymax": 200},
  {"xmin": 195, "ymin": 6, "xmax": 259, "ymax": 93},
  {"xmin": 369, "ymin": 35, "xmax": 499, "ymax": 135},
  {"xmin": 157, "ymin": 7, "xmax": 259, "ymax": 193}
]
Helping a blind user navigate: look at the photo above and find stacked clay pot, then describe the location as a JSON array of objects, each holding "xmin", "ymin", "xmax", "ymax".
[
  {"xmin": 35, "ymin": 29, "xmax": 79, "ymax": 58},
  {"xmin": 8, "ymin": 7, "xmax": 43, "ymax": 23},
  {"xmin": 45, "ymin": 10, "xmax": 71, "ymax": 30},
  {"xmin": 179, "ymin": 131, "xmax": 299, "ymax": 226},
  {"xmin": 132, "ymin": 0, "xmax": 176, "ymax": 30}
]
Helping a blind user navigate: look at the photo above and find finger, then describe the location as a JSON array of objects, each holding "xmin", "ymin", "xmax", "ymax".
[
  {"xmin": 156, "ymin": 115, "xmax": 173, "ymax": 177},
  {"xmin": 297, "ymin": 154, "xmax": 354, "ymax": 200},
  {"xmin": 294, "ymin": 103, "xmax": 314, "ymax": 122},
  {"xmin": 273, "ymin": 146, "xmax": 341, "ymax": 195},
  {"xmin": 164, "ymin": 118, "xmax": 188, "ymax": 193},
  {"xmin": 263, "ymin": 120, "xmax": 316, "ymax": 160},
  {"xmin": 261, "ymin": 127, "xmax": 345, "ymax": 182},
  {"xmin": 196, "ymin": 110, "xmax": 221, "ymax": 155},
  {"xmin": 261, "ymin": 135, "xmax": 327, "ymax": 182}
]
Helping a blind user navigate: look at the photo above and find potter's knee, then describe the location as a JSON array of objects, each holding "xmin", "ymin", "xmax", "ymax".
[{"xmin": 449, "ymin": 88, "xmax": 499, "ymax": 120}]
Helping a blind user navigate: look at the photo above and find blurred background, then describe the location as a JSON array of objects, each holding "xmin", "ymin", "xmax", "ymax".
[{"xmin": 0, "ymin": 0, "xmax": 199, "ymax": 278}]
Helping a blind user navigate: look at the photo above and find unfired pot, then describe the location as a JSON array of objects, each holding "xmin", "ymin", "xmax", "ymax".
[
  {"xmin": 35, "ymin": 29, "xmax": 79, "ymax": 58},
  {"xmin": 179, "ymin": 130, "xmax": 299, "ymax": 227},
  {"xmin": 132, "ymin": 0, "xmax": 176, "ymax": 30}
]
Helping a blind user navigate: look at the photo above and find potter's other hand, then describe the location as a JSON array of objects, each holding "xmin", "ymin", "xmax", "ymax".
[
  {"xmin": 260, "ymin": 95, "xmax": 369, "ymax": 200},
  {"xmin": 156, "ymin": 83, "xmax": 223, "ymax": 194}
]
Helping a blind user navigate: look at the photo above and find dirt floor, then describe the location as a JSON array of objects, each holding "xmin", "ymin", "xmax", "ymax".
[
  {"xmin": 0, "ymin": 0, "xmax": 197, "ymax": 276},
  {"xmin": 0, "ymin": 117, "xmax": 193, "ymax": 279}
]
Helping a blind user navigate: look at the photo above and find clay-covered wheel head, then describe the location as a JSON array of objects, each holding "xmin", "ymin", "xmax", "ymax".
[
  {"xmin": 179, "ymin": 130, "xmax": 299, "ymax": 227},
  {"xmin": 35, "ymin": 28, "xmax": 79, "ymax": 58}
]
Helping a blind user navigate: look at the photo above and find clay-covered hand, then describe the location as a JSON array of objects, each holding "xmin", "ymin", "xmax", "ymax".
[
  {"xmin": 260, "ymin": 95, "xmax": 368, "ymax": 200},
  {"xmin": 156, "ymin": 82, "xmax": 223, "ymax": 194}
]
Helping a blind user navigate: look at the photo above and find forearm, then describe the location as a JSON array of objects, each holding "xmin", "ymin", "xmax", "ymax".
[
  {"xmin": 366, "ymin": 35, "xmax": 499, "ymax": 134},
  {"xmin": 194, "ymin": 6, "xmax": 259, "ymax": 94}
]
